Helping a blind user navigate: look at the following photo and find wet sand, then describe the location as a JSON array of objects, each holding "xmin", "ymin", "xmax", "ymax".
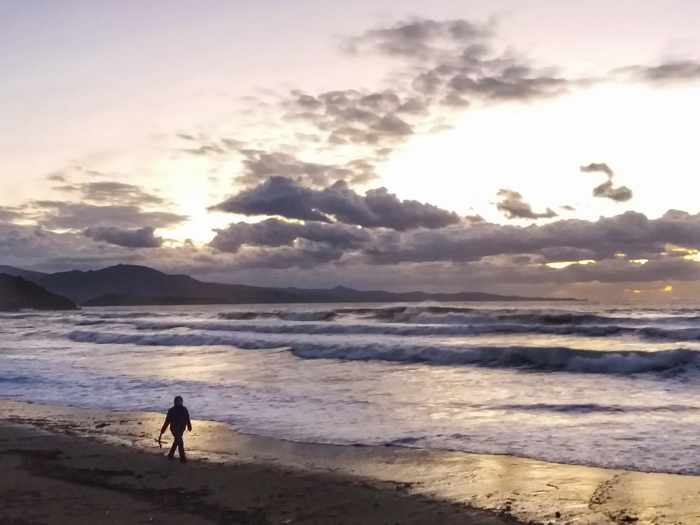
[{"xmin": 2, "ymin": 400, "xmax": 700, "ymax": 524}]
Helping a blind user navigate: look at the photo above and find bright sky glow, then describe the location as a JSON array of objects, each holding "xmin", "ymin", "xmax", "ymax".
[
  {"xmin": 3, "ymin": 1, "xmax": 700, "ymax": 299},
  {"xmin": 382, "ymin": 82, "xmax": 700, "ymax": 223}
]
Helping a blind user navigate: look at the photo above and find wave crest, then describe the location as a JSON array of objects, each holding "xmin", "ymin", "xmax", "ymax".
[{"xmin": 66, "ymin": 329, "xmax": 700, "ymax": 374}]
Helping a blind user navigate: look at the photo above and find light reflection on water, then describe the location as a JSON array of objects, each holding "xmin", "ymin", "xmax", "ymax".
[{"xmin": 2, "ymin": 302, "xmax": 700, "ymax": 473}]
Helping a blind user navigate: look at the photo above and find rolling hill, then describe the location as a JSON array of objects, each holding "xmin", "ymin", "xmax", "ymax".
[
  {"xmin": 0, "ymin": 264, "xmax": 578, "ymax": 306},
  {"xmin": 0, "ymin": 274, "xmax": 77, "ymax": 311}
]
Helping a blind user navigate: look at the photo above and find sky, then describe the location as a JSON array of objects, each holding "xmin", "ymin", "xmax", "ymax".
[{"xmin": 2, "ymin": 0, "xmax": 700, "ymax": 301}]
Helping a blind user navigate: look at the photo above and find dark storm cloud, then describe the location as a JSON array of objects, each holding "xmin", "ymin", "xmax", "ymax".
[
  {"xmin": 495, "ymin": 189, "xmax": 557, "ymax": 220},
  {"xmin": 236, "ymin": 150, "xmax": 374, "ymax": 187},
  {"xmin": 580, "ymin": 163, "xmax": 633, "ymax": 202},
  {"xmin": 83, "ymin": 226, "xmax": 163, "ymax": 248},
  {"xmin": 54, "ymin": 181, "xmax": 165, "ymax": 206},
  {"xmin": 210, "ymin": 218, "xmax": 370, "ymax": 253},
  {"xmin": 211, "ymin": 176, "xmax": 461, "ymax": 230},
  {"xmin": 30, "ymin": 201, "xmax": 187, "ymax": 230}
]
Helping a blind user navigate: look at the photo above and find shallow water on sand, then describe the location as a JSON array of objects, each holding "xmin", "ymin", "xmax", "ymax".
[{"xmin": 3, "ymin": 301, "xmax": 700, "ymax": 474}]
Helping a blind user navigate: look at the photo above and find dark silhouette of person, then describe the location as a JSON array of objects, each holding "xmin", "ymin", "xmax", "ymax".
[{"xmin": 159, "ymin": 395, "xmax": 192, "ymax": 462}]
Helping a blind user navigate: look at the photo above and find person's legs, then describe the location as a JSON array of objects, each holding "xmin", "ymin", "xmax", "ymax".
[
  {"xmin": 167, "ymin": 438, "xmax": 178, "ymax": 459},
  {"xmin": 171, "ymin": 430, "xmax": 186, "ymax": 462},
  {"xmin": 177, "ymin": 435, "xmax": 186, "ymax": 462}
]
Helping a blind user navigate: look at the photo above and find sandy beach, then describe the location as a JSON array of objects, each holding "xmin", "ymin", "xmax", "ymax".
[
  {"xmin": 2, "ymin": 400, "xmax": 700, "ymax": 524},
  {"xmin": 1, "ymin": 401, "xmax": 516, "ymax": 525}
]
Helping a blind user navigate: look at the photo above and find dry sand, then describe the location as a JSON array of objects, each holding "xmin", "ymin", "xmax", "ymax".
[{"xmin": 2, "ymin": 400, "xmax": 700, "ymax": 524}]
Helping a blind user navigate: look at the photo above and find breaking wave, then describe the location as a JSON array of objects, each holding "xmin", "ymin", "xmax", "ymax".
[
  {"xmin": 80, "ymin": 318, "xmax": 700, "ymax": 341},
  {"xmin": 215, "ymin": 305, "xmax": 700, "ymax": 326},
  {"xmin": 66, "ymin": 329, "xmax": 700, "ymax": 375}
]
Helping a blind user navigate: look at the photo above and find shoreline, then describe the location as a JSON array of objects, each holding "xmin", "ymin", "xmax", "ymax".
[
  {"xmin": 0, "ymin": 400, "xmax": 518, "ymax": 525},
  {"xmin": 3, "ymin": 400, "xmax": 699, "ymax": 523}
]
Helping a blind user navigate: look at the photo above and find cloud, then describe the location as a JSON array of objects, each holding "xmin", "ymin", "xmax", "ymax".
[
  {"xmin": 580, "ymin": 162, "xmax": 614, "ymax": 178},
  {"xmin": 592, "ymin": 180, "xmax": 634, "ymax": 202},
  {"xmin": 345, "ymin": 18, "xmax": 570, "ymax": 105},
  {"xmin": 580, "ymin": 162, "xmax": 633, "ymax": 202},
  {"xmin": 616, "ymin": 60, "xmax": 700, "ymax": 84},
  {"xmin": 361, "ymin": 210, "xmax": 700, "ymax": 265},
  {"xmin": 0, "ymin": 206, "xmax": 24, "ymax": 223},
  {"xmin": 210, "ymin": 218, "xmax": 370, "ymax": 253},
  {"xmin": 345, "ymin": 18, "xmax": 492, "ymax": 60},
  {"xmin": 235, "ymin": 150, "xmax": 374, "ymax": 188},
  {"xmin": 447, "ymin": 71, "xmax": 567, "ymax": 101},
  {"xmin": 171, "ymin": 17, "xmax": 595, "ymax": 210},
  {"xmin": 284, "ymin": 89, "xmax": 415, "ymax": 151},
  {"xmin": 496, "ymin": 189, "xmax": 557, "ymax": 219},
  {"xmin": 0, "ymin": 222, "xmax": 117, "ymax": 269},
  {"xmin": 371, "ymin": 114, "xmax": 413, "ymax": 136},
  {"xmin": 83, "ymin": 226, "xmax": 163, "ymax": 248},
  {"xmin": 46, "ymin": 172, "xmax": 67, "ymax": 182},
  {"xmin": 54, "ymin": 181, "xmax": 165, "ymax": 206},
  {"xmin": 6, "ymin": 208, "xmax": 700, "ymax": 295},
  {"xmin": 211, "ymin": 177, "xmax": 461, "ymax": 230},
  {"xmin": 10, "ymin": 17, "xmax": 700, "ymax": 295},
  {"xmin": 30, "ymin": 201, "xmax": 187, "ymax": 230},
  {"xmin": 219, "ymin": 242, "xmax": 345, "ymax": 270}
]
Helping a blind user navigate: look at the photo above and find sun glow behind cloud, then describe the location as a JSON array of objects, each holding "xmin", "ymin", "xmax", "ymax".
[
  {"xmin": 154, "ymin": 155, "xmax": 235, "ymax": 244},
  {"xmin": 158, "ymin": 81, "xmax": 700, "ymax": 248},
  {"xmin": 381, "ymin": 82, "xmax": 700, "ymax": 222}
]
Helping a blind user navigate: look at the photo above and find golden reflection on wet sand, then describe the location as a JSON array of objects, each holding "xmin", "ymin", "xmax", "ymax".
[{"xmin": 2, "ymin": 400, "xmax": 698, "ymax": 524}]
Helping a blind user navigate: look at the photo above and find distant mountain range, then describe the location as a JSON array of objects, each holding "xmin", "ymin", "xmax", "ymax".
[
  {"xmin": 0, "ymin": 264, "xmax": 578, "ymax": 308},
  {"xmin": 0, "ymin": 274, "xmax": 77, "ymax": 311}
]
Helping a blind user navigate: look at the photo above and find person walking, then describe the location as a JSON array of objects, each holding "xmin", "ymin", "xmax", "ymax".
[{"xmin": 159, "ymin": 395, "xmax": 192, "ymax": 462}]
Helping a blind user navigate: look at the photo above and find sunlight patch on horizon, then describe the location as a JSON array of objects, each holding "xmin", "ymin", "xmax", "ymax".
[{"xmin": 546, "ymin": 259, "xmax": 597, "ymax": 269}]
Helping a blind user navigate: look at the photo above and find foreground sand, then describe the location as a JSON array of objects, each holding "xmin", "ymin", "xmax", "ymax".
[
  {"xmin": 2, "ymin": 401, "xmax": 700, "ymax": 524},
  {"xmin": 0, "ymin": 425, "xmax": 517, "ymax": 525},
  {"xmin": 0, "ymin": 402, "xmax": 518, "ymax": 525}
]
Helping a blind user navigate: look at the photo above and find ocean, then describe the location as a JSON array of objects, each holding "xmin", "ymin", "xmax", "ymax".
[{"xmin": 2, "ymin": 301, "xmax": 700, "ymax": 474}]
